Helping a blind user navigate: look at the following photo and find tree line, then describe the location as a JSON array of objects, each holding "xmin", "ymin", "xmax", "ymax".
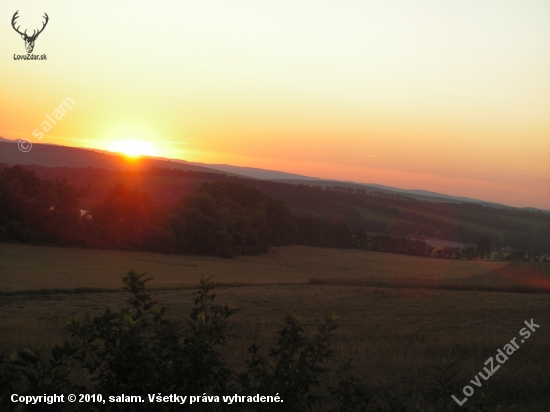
[
  {"xmin": 19, "ymin": 165, "xmax": 550, "ymax": 255},
  {"xmin": 1, "ymin": 165, "xmax": 546, "ymax": 260},
  {"xmin": 0, "ymin": 166, "xmax": 349, "ymax": 257},
  {"xmin": 235, "ymin": 180, "xmax": 549, "ymax": 253}
]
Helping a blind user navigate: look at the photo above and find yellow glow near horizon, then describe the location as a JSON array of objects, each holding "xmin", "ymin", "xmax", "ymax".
[{"xmin": 107, "ymin": 140, "xmax": 158, "ymax": 158}]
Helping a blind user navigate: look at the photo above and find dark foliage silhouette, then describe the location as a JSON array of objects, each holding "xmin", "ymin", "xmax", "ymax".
[{"xmin": 1, "ymin": 272, "xmax": 496, "ymax": 411}]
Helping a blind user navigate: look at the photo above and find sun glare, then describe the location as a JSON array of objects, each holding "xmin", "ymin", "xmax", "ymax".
[{"xmin": 108, "ymin": 140, "xmax": 157, "ymax": 158}]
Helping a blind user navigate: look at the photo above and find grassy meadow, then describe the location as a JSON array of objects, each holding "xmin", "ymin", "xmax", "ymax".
[{"xmin": 1, "ymin": 242, "xmax": 550, "ymax": 410}]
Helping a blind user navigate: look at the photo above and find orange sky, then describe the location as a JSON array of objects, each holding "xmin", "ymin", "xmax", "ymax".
[{"xmin": 0, "ymin": 0, "xmax": 549, "ymax": 209}]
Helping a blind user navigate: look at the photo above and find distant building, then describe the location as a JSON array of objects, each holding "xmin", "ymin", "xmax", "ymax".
[{"xmin": 79, "ymin": 209, "xmax": 92, "ymax": 220}]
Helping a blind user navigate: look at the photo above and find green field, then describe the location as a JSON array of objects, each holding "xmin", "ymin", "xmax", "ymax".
[{"xmin": 1, "ymin": 243, "xmax": 550, "ymax": 410}]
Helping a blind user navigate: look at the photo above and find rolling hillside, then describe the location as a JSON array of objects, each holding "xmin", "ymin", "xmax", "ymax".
[
  {"xmin": 0, "ymin": 139, "xmax": 235, "ymax": 175},
  {"xmin": 8, "ymin": 164, "xmax": 549, "ymax": 254},
  {"xmin": 2, "ymin": 139, "xmax": 548, "ymax": 253},
  {"xmin": 2, "ymin": 137, "xmax": 535, "ymax": 209}
]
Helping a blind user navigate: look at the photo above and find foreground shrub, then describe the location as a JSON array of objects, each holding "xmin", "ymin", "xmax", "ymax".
[{"xmin": 1, "ymin": 271, "xmax": 494, "ymax": 411}]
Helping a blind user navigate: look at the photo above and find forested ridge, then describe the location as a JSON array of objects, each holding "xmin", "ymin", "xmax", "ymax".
[
  {"xmin": 0, "ymin": 165, "xmax": 349, "ymax": 257},
  {"xmin": 1, "ymin": 164, "xmax": 548, "ymax": 258}
]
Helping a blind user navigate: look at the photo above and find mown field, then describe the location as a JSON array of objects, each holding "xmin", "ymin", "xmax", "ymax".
[
  {"xmin": 1, "ymin": 243, "xmax": 550, "ymax": 410},
  {"xmin": 0, "ymin": 243, "xmax": 533, "ymax": 291}
]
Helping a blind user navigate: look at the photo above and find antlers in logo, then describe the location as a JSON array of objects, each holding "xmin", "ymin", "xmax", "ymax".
[{"xmin": 11, "ymin": 11, "xmax": 49, "ymax": 54}]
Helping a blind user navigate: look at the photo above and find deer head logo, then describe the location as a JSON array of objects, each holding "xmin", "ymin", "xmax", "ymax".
[{"xmin": 11, "ymin": 11, "xmax": 49, "ymax": 54}]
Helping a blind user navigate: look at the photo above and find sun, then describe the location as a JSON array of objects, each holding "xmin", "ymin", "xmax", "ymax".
[{"xmin": 108, "ymin": 139, "xmax": 157, "ymax": 158}]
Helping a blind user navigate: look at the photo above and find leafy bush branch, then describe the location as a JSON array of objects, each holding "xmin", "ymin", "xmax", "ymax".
[{"xmin": 1, "ymin": 271, "xmax": 492, "ymax": 411}]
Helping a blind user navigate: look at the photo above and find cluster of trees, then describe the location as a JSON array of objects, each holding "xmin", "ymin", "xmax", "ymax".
[
  {"xmin": 90, "ymin": 183, "xmax": 162, "ymax": 250},
  {"xmin": 246, "ymin": 181, "xmax": 549, "ymax": 254},
  {"xmin": 499, "ymin": 250, "xmax": 548, "ymax": 262},
  {"xmin": 0, "ymin": 165, "xmax": 89, "ymax": 245},
  {"xmin": 352, "ymin": 230, "xmax": 434, "ymax": 257},
  {"xmin": 351, "ymin": 232, "xmax": 498, "ymax": 261},
  {"xmin": 167, "ymin": 182, "xmax": 297, "ymax": 257},
  {"xmin": 502, "ymin": 227, "xmax": 550, "ymax": 256},
  {"xmin": 0, "ymin": 166, "xmax": 349, "ymax": 257},
  {"xmin": 350, "ymin": 232, "xmax": 546, "ymax": 262},
  {"xmin": 432, "ymin": 246, "xmax": 476, "ymax": 260},
  {"xmin": 295, "ymin": 217, "xmax": 351, "ymax": 249}
]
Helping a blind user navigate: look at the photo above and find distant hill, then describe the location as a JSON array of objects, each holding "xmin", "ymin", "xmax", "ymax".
[
  {"xmin": 4, "ymin": 162, "xmax": 550, "ymax": 254},
  {"xmin": 188, "ymin": 162, "xmax": 321, "ymax": 181},
  {"xmin": 186, "ymin": 163, "xmax": 513, "ymax": 207},
  {"xmin": 185, "ymin": 159, "xmax": 529, "ymax": 210},
  {"xmin": 1, "ymin": 137, "xmax": 546, "ymax": 213},
  {"xmin": 176, "ymin": 160, "xmax": 537, "ymax": 210},
  {"xmin": 0, "ymin": 139, "xmax": 237, "ymax": 176},
  {"xmin": 272, "ymin": 179, "xmax": 513, "ymax": 208}
]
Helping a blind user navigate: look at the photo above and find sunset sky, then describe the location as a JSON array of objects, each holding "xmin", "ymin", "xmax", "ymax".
[{"xmin": 0, "ymin": 0, "xmax": 549, "ymax": 209}]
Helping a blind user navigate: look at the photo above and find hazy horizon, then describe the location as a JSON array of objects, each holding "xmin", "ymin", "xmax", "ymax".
[
  {"xmin": 2, "ymin": 135, "xmax": 548, "ymax": 212},
  {"xmin": 1, "ymin": 0, "xmax": 549, "ymax": 209}
]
